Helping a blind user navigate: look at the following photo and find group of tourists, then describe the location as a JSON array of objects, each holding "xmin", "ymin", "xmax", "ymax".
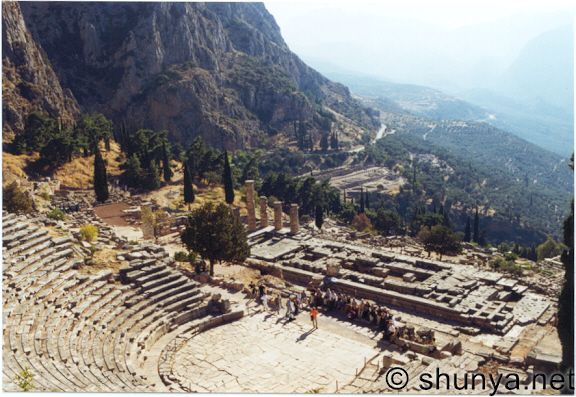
[
  {"xmin": 308, "ymin": 287, "xmax": 399, "ymax": 340},
  {"xmin": 248, "ymin": 281, "xmax": 399, "ymax": 338},
  {"xmin": 249, "ymin": 282, "xmax": 319, "ymax": 327}
]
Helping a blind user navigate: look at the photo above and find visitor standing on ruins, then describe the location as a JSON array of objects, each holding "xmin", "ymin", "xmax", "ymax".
[
  {"xmin": 290, "ymin": 296, "xmax": 299, "ymax": 316},
  {"xmin": 300, "ymin": 290, "xmax": 307, "ymax": 309},
  {"xmin": 286, "ymin": 298, "xmax": 295, "ymax": 321},
  {"xmin": 258, "ymin": 284, "xmax": 265, "ymax": 302},
  {"xmin": 261, "ymin": 292, "xmax": 269, "ymax": 312},
  {"xmin": 275, "ymin": 295, "xmax": 283, "ymax": 314},
  {"xmin": 310, "ymin": 307, "xmax": 319, "ymax": 329}
]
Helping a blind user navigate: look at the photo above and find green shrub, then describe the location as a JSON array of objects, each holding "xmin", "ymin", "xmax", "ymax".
[
  {"xmin": 175, "ymin": 251, "xmax": 198, "ymax": 263},
  {"xmin": 490, "ymin": 257, "xmax": 523, "ymax": 276},
  {"xmin": 47, "ymin": 208, "xmax": 66, "ymax": 221},
  {"xmin": 79, "ymin": 224, "xmax": 98, "ymax": 242},
  {"xmin": 174, "ymin": 251, "xmax": 189, "ymax": 262},
  {"xmin": 3, "ymin": 182, "xmax": 34, "ymax": 214},
  {"xmin": 16, "ymin": 367, "xmax": 34, "ymax": 392}
]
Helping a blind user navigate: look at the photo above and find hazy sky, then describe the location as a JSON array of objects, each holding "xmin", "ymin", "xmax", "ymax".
[{"xmin": 265, "ymin": 0, "xmax": 574, "ymax": 92}]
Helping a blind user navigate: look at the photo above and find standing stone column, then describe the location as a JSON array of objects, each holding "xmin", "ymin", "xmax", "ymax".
[
  {"xmin": 274, "ymin": 201, "xmax": 283, "ymax": 231},
  {"xmin": 289, "ymin": 204, "xmax": 299, "ymax": 234},
  {"xmin": 245, "ymin": 180, "xmax": 256, "ymax": 232},
  {"xmin": 259, "ymin": 196, "xmax": 268, "ymax": 228}
]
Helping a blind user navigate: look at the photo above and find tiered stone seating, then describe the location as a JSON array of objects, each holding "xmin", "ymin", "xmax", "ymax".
[
  {"xmin": 119, "ymin": 246, "xmax": 212, "ymax": 353},
  {"xmin": 2, "ymin": 214, "xmax": 230, "ymax": 392}
]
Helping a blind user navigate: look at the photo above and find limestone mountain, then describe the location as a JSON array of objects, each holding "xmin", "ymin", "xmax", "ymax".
[
  {"xmin": 1, "ymin": 1, "xmax": 79, "ymax": 141},
  {"xmin": 15, "ymin": 2, "xmax": 379, "ymax": 149}
]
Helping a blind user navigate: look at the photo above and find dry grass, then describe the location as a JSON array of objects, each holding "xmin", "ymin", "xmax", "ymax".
[
  {"xmin": 2, "ymin": 141, "xmax": 123, "ymax": 189},
  {"xmin": 2, "ymin": 151, "xmax": 37, "ymax": 186},
  {"xmin": 78, "ymin": 248, "xmax": 128, "ymax": 275},
  {"xmin": 44, "ymin": 225, "xmax": 67, "ymax": 238},
  {"xmin": 54, "ymin": 141, "xmax": 124, "ymax": 189}
]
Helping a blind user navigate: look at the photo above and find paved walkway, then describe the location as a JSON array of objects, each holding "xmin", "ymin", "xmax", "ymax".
[{"xmin": 170, "ymin": 309, "xmax": 379, "ymax": 393}]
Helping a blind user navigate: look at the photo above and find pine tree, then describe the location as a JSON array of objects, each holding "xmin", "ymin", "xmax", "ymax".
[
  {"xmin": 181, "ymin": 202, "xmax": 249, "ymax": 276},
  {"xmin": 122, "ymin": 154, "xmax": 144, "ymax": 188},
  {"xmin": 223, "ymin": 150, "xmax": 235, "ymax": 205},
  {"xmin": 93, "ymin": 145, "xmax": 109, "ymax": 203},
  {"xmin": 146, "ymin": 161, "xmax": 162, "ymax": 190},
  {"xmin": 464, "ymin": 217, "xmax": 471, "ymax": 242},
  {"xmin": 162, "ymin": 143, "xmax": 173, "ymax": 183},
  {"xmin": 183, "ymin": 163, "xmax": 195, "ymax": 210},
  {"xmin": 473, "ymin": 208, "xmax": 480, "ymax": 243},
  {"xmin": 315, "ymin": 205, "xmax": 324, "ymax": 230}
]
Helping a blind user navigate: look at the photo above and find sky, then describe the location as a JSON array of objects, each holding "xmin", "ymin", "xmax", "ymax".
[{"xmin": 264, "ymin": 0, "xmax": 575, "ymax": 93}]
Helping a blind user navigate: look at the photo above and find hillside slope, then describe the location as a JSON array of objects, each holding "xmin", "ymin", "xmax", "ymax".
[
  {"xmin": 16, "ymin": 2, "xmax": 379, "ymax": 149},
  {"xmin": 375, "ymin": 111, "xmax": 572, "ymax": 243},
  {"xmin": 1, "ymin": 2, "xmax": 79, "ymax": 140}
]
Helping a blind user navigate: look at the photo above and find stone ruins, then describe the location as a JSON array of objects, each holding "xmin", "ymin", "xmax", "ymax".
[{"xmin": 1, "ymin": 179, "xmax": 562, "ymax": 393}]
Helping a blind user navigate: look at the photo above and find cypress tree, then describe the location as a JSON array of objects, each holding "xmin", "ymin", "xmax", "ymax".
[
  {"xmin": 330, "ymin": 131, "xmax": 339, "ymax": 150},
  {"xmin": 441, "ymin": 205, "xmax": 450, "ymax": 227},
  {"xmin": 315, "ymin": 205, "xmax": 324, "ymax": 231},
  {"xmin": 223, "ymin": 150, "xmax": 235, "ymax": 205},
  {"xmin": 473, "ymin": 208, "xmax": 480, "ymax": 243},
  {"xmin": 320, "ymin": 133, "xmax": 329, "ymax": 152},
  {"xmin": 297, "ymin": 121, "xmax": 306, "ymax": 151},
  {"xmin": 183, "ymin": 163, "xmax": 195, "ymax": 210},
  {"xmin": 464, "ymin": 217, "xmax": 471, "ymax": 242},
  {"xmin": 93, "ymin": 145, "xmax": 109, "ymax": 203},
  {"xmin": 558, "ymin": 157, "xmax": 574, "ymax": 391},
  {"xmin": 162, "ymin": 143, "xmax": 173, "ymax": 182},
  {"xmin": 364, "ymin": 191, "xmax": 370, "ymax": 209},
  {"xmin": 359, "ymin": 187, "xmax": 365, "ymax": 213}
]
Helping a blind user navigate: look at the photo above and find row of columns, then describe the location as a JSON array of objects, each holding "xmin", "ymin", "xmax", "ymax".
[{"xmin": 245, "ymin": 180, "xmax": 299, "ymax": 234}]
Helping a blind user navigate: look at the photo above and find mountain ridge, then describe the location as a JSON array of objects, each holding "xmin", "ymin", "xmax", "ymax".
[
  {"xmin": 12, "ymin": 1, "xmax": 378, "ymax": 149},
  {"xmin": 2, "ymin": 2, "xmax": 379, "ymax": 150}
]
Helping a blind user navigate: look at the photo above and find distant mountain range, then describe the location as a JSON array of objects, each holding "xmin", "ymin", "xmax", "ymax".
[
  {"xmin": 496, "ymin": 26, "xmax": 573, "ymax": 114},
  {"xmin": 320, "ymin": 68, "xmax": 573, "ymax": 157}
]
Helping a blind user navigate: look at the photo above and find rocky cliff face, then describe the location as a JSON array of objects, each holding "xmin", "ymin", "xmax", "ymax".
[
  {"xmin": 2, "ymin": 1, "xmax": 79, "ymax": 140},
  {"xmin": 16, "ymin": 2, "xmax": 379, "ymax": 149}
]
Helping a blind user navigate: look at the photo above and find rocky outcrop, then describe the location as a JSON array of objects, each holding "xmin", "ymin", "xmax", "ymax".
[
  {"xmin": 2, "ymin": 1, "xmax": 79, "ymax": 140},
  {"xmin": 18, "ymin": 2, "xmax": 379, "ymax": 149}
]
